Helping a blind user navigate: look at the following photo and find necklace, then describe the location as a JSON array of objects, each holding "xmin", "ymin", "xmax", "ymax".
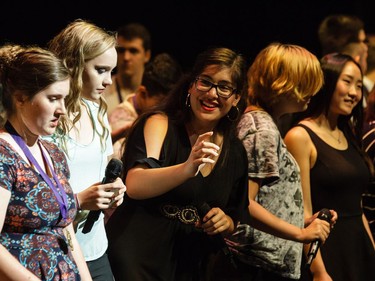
[
  {"xmin": 312, "ymin": 118, "xmax": 342, "ymax": 144},
  {"xmin": 326, "ymin": 129, "xmax": 342, "ymax": 144}
]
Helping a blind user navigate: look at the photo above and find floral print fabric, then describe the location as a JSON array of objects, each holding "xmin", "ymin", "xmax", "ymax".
[{"xmin": 0, "ymin": 138, "xmax": 81, "ymax": 281}]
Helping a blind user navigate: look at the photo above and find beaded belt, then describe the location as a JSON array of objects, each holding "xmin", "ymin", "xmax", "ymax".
[{"xmin": 160, "ymin": 204, "xmax": 199, "ymax": 225}]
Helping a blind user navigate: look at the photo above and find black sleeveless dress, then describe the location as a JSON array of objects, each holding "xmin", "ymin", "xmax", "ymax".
[
  {"xmin": 106, "ymin": 116, "xmax": 249, "ymax": 281},
  {"xmin": 298, "ymin": 124, "xmax": 375, "ymax": 281}
]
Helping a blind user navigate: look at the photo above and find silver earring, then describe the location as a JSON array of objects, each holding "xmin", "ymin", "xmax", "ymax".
[
  {"xmin": 227, "ymin": 106, "xmax": 240, "ymax": 121},
  {"xmin": 185, "ymin": 93, "xmax": 191, "ymax": 107}
]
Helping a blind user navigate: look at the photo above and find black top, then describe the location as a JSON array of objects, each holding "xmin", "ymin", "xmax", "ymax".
[
  {"xmin": 298, "ymin": 124, "xmax": 375, "ymax": 281},
  {"xmin": 106, "ymin": 115, "xmax": 249, "ymax": 281}
]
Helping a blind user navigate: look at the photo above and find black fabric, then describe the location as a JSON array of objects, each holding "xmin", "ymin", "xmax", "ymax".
[
  {"xmin": 106, "ymin": 116, "xmax": 249, "ymax": 281},
  {"xmin": 86, "ymin": 253, "xmax": 114, "ymax": 281},
  {"xmin": 298, "ymin": 124, "xmax": 375, "ymax": 281}
]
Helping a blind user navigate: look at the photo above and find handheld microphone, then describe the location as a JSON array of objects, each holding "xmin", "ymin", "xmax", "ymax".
[
  {"xmin": 197, "ymin": 202, "xmax": 237, "ymax": 269},
  {"xmin": 305, "ymin": 208, "xmax": 332, "ymax": 268},
  {"xmin": 82, "ymin": 158, "xmax": 123, "ymax": 234}
]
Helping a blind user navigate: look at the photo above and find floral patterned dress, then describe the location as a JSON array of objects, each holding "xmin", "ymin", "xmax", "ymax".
[{"xmin": 0, "ymin": 138, "xmax": 81, "ymax": 281}]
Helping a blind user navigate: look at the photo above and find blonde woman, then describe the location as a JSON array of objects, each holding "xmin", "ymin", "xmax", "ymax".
[{"xmin": 47, "ymin": 19, "xmax": 126, "ymax": 280}]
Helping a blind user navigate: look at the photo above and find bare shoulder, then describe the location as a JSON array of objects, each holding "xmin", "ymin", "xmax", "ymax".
[
  {"xmin": 284, "ymin": 121, "xmax": 313, "ymax": 146},
  {"xmin": 147, "ymin": 113, "xmax": 168, "ymax": 121},
  {"xmin": 145, "ymin": 113, "xmax": 168, "ymax": 128},
  {"xmin": 144, "ymin": 113, "xmax": 168, "ymax": 158}
]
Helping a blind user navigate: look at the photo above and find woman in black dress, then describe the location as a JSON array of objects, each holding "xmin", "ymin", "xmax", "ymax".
[
  {"xmin": 106, "ymin": 47, "xmax": 249, "ymax": 280},
  {"xmin": 285, "ymin": 53, "xmax": 375, "ymax": 281}
]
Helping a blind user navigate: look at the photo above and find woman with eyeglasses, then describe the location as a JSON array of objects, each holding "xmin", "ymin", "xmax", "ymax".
[{"xmin": 105, "ymin": 47, "xmax": 249, "ymax": 280}]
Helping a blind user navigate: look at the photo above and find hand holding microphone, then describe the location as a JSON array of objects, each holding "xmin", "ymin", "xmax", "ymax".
[
  {"xmin": 197, "ymin": 202, "xmax": 237, "ymax": 269},
  {"xmin": 82, "ymin": 158, "xmax": 123, "ymax": 234},
  {"xmin": 305, "ymin": 208, "xmax": 333, "ymax": 268}
]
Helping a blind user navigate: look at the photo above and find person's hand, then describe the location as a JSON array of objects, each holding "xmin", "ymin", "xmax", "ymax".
[
  {"xmin": 301, "ymin": 209, "xmax": 338, "ymax": 244},
  {"xmin": 327, "ymin": 209, "xmax": 338, "ymax": 228},
  {"xmin": 185, "ymin": 131, "xmax": 220, "ymax": 177},
  {"xmin": 300, "ymin": 217, "xmax": 331, "ymax": 244},
  {"xmin": 305, "ymin": 209, "xmax": 338, "ymax": 229},
  {"xmin": 198, "ymin": 207, "xmax": 232, "ymax": 235},
  {"xmin": 107, "ymin": 177, "xmax": 127, "ymax": 208},
  {"xmin": 77, "ymin": 177, "xmax": 126, "ymax": 210}
]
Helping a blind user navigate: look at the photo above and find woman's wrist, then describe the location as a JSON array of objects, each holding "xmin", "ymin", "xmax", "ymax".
[{"xmin": 74, "ymin": 193, "xmax": 81, "ymax": 210}]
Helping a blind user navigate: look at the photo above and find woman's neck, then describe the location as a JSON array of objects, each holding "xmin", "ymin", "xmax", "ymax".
[
  {"xmin": 7, "ymin": 118, "xmax": 38, "ymax": 146},
  {"xmin": 310, "ymin": 115, "xmax": 344, "ymax": 145},
  {"xmin": 313, "ymin": 114, "xmax": 339, "ymax": 131},
  {"xmin": 186, "ymin": 120, "xmax": 216, "ymax": 136},
  {"xmin": 186, "ymin": 120, "xmax": 219, "ymax": 147},
  {"xmin": 247, "ymin": 104, "xmax": 283, "ymax": 120}
]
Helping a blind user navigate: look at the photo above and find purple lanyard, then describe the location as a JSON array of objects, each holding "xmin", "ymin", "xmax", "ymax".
[{"xmin": 5, "ymin": 122, "xmax": 68, "ymax": 219}]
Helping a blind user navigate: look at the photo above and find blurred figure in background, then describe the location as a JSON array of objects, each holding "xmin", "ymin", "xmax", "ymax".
[
  {"xmin": 110, "ymin": 52, "xmax": 183, "ymax": 157},
  {"xmin": 364, "ymin": 41, "xmax": 375, "ymax": 94},
  {"xmin": 103, "ymin": 22, "xmax": 151, "ymax": 116},
  {"xmin": 318, "ymin": 14, "xmax": 367, "ymax": 56}
]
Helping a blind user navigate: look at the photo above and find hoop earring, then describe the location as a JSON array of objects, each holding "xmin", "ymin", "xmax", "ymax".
[
  {"xmin": 185, "ymin": 93, "xmax": 191, "ymax": 108},
  {"xmin": 227, "ymin": 106, "xmax": 240, "ymax": 122}
]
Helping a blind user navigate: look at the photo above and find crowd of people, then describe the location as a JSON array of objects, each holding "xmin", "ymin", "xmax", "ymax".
[{"xmin": 0, "ymin": 13, "xmax": 375, "ymax": 281}]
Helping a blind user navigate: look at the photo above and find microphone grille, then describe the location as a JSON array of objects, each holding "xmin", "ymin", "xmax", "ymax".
[
  {"xmin": 105, "ymin": 158, "xmax": 123, "ymax": 178},
  {"xmin": 318, "ymin": 208, "xmax": 332, "ymax": 222}
]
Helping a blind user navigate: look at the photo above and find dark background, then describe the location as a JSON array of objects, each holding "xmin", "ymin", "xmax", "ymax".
[{"xmin": 1, "ymin": 0, "xmax": 374, "ymax": 70}]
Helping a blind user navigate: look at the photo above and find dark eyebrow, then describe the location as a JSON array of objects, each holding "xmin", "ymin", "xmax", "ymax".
[
  {"xmin": 199, "ymin": 75, "xmax": 232, "ymax": 85},
  {"xmin": 95, "ymin": 65, "xmax": 112, "ymax": 70}
]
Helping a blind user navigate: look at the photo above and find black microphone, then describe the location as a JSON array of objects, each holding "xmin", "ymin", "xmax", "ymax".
[
  {"xmin": 82, "ymin": 158, "xmax": 123, "ymax": 234},
  {"xmin": 197, "ymin": 202, "xmax": 237, "ymax": 269},
  {"xmin": 305, "ymin": 208, "xmax": 332, "ymax": 268}
]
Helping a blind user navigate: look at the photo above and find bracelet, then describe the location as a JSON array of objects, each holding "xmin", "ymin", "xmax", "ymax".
[{"xmin": 74, "ymin": 193, "xmax": 81, "ymax": 210}]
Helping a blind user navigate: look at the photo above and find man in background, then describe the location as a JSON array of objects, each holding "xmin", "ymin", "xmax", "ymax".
[{"xmin": 103, "ymin": 22, "xmax": 151, "ymax": 115}]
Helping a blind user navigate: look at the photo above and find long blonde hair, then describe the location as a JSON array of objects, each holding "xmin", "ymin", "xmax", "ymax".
[{"xmin": 48, "ymin": 19, "xmax": 117, "ymax": 152}]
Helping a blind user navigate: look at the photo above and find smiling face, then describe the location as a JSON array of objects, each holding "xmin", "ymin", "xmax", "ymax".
[
  {"xmin": 82, "ymin": 47, "xmax": 117, "ymax": 101},
  {"xmin": 330, "ymin": 61, "xmax": 362, "ymax": 116},
  {"xmin": 187, "ymin": 65, "xmax": 240, "ymax": 129},
  {"xmin": 20, "ymin": 79, "xmax": 70, "ymax": 137}
]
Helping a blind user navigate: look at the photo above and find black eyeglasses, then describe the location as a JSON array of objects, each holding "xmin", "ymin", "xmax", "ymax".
[{"xmin": 195, "ymin": 77, "xmax": 236, "ymax": 98}]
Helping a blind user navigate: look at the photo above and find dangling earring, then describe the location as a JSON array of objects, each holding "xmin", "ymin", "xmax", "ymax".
[
  {"xmin": 227, "ymin": 105, "xmax": 240, "ymax": 121},
  {"xmin": 185, "ymin": 93, "xmax": 191, "ymax": 108}
]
